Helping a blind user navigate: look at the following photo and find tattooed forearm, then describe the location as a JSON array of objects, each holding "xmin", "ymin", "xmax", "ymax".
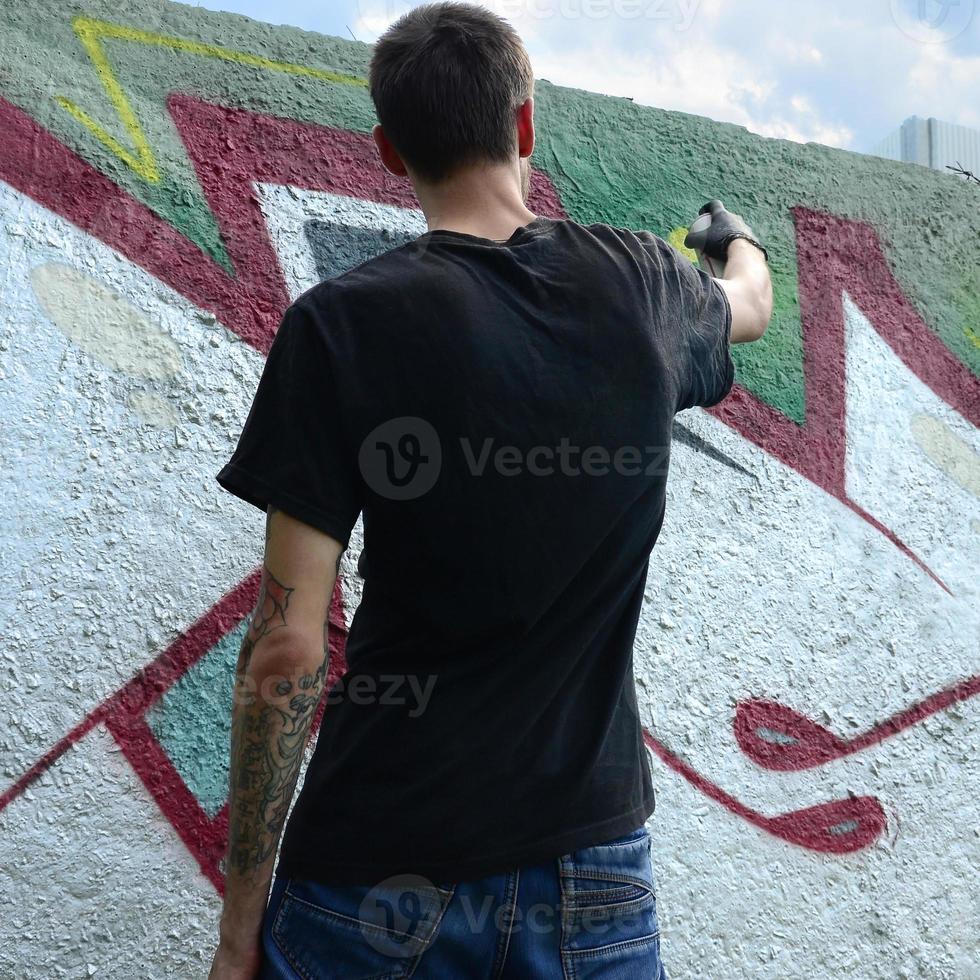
[
  {"xmin": 224, "ymin": 561, "xmax": 323, "ymax": 883},
  {"xmin": 215, "ymin": 508, "xmax": 344, "ymax": 962},
  {"xmin": 226, "ymin": 655, "xmax": 326, "ymax": 878}
]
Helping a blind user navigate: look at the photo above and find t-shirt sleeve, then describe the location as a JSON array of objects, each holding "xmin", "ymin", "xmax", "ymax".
[
  {"xmin": 633, "ymin": 230, "xmax": 735, "ymax": 413},
  {"xmin": 215, "ymin": 299, "xmax": 362, "ymax": 547}
]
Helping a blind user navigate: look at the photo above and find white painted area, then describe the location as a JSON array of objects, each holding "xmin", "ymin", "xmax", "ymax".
[
  {"xmin": 255, "ymin": 183, "xmax": 426, "ymax": 302},
  {"xmin": 648, "ymin": 740, "xmax": 980, "ymax": 980},
  {"xmin": 636, "ymin": 397, "xmax": 980, "ymax": 978},
  {"xmin": 0, "ymin": 724, "xmax": 221, "ymax": 979},
  {"xmin": 0, "ymin": 179, "xmax": 267, "ymax": 794},
  {"xmin": 843, "ymin": 291, "xmax": 980, "ymax": 600},
  {"xmin": 3, "ymin": 169, "xmax": 978, "ymax": 980}
]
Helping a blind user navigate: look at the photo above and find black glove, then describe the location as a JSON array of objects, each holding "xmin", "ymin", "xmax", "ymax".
[{"xmin": 684, "ymin": 199, "xmax": 769, "ymax": 262}]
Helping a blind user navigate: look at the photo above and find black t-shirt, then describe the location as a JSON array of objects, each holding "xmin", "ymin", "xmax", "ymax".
[{"xmin": 216, "ymin": 214, "xmax": 734, "ymax": 885}]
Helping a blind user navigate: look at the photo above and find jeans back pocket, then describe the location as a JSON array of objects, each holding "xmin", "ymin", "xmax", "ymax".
[
  {"xmin": 270, "ymin": 874, "xmax": 455, "ymax": 980},
  {"xmin": 558, "ymin": 825, "xmax": 661, "ymax": 971}
]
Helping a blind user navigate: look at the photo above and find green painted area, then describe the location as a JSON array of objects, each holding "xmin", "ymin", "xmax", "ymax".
[
  {"xmin": 0, "ymin": 0, "xmax": 376, "ymax": 273},
  {"xmin": 1, "ymin": 0, "xmax": 977, "ymax": 421},
  {"xmin": 145, "ymin": 619, "xmax": 246, "ymax": 817},
  {"xmin": 530, "ymin": 81, "xmax": 808, "ymax": 419}
]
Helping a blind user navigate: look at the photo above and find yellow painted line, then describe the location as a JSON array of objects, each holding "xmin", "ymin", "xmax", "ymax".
[
  {"xmin": 667, "ymin": 226, "xmax": 698, "ymax": 263},
  {"xmin": 54, "ymin": 95, "xmax": 158, "ymax": 181},
  {"xmin": 55, "ymin": 15, "xmax": 367, "ymax": 184}
]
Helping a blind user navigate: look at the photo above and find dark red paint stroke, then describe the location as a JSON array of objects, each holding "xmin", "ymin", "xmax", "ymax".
[
  {"xmin": 0, "ymin": 96, "xmax": 261, "ymax": 348},
  {"xmin": 106, "ymin": 712, "xmax": 228, "ymax": 891},
  {"xmin": 0, "ymin": 709, "xmax": 105, "ymax": 813},
  {"xmin": 0, "ymin": 93, "xmax": 566, "ymax": 356},
  {"xmin": 0, "ymin": 572, "xmax": 256, "ymax": 813},
  {"xmin": 712, "ymin": 207, "xmax": 980, "ymax": 592},
  {"xmin": 845, "ymin": 498, "xmax": 949, "ymax": 594},
  {"xmin": 165, "ymin": 92, "xmax": 566, "ymax": 352},
  {"xmin": 166, "ymin": 92, "xmax": 411, "ymax": 350},
  {"xmin": 643, "ymin": 730, "xmax": 887, "ymax": 854},
  {"xmin": 736, "ymin": 673, "xmax": 980, "ymax": 771}
]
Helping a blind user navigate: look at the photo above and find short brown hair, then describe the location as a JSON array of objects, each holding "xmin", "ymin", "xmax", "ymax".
[{"xmin": 368, "ymin": 2, "xmax": 534, "ymax": 183}]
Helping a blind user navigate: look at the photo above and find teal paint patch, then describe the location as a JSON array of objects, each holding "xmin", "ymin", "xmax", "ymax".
[{"xmin": 146, "ymin": 618, "xmax": 246, "ymax": 817}]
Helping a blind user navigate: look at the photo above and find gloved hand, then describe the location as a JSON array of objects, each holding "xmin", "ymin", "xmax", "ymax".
[{"xmin": 684, "ymin": 199, "xmax": 769, "ymax": 262}]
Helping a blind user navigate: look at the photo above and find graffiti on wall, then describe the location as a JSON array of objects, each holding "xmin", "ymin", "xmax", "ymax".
[
  {"xmin": 0, "ymin": 86, "xmax": 566, "ymax": 893},
  {"xmin": 0, "ymin": 3, "xmax": 977, "ymax": 978}
]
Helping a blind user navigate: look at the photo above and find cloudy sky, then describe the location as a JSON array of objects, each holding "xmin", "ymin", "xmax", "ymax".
[{"xmin": 193, "ymin": 0, "xmax": 980, "ymax": 152}]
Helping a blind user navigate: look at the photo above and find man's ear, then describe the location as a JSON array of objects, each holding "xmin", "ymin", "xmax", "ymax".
[
  {"xmin": 372, "ymin": 123, "xmax": 409, "ymax": 177},
  {"xmin": 516, "ymin": 97, "xmax": 534, "ymax": 159}
]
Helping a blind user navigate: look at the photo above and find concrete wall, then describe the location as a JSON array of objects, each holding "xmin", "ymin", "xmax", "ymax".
[{"xmin": 1, "ymin": 2, "xmax": 977, "ymax": 977}]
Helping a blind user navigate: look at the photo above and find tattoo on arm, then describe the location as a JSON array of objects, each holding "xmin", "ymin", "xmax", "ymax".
[
  {"xmin": 225, "ymin": 562, "xmax": 320, "ymax": 882},
  {"xmin": 234, "ymin": 563, "xmax": 293, "ymax": 681},
  {"xmin": 226, "ymin": 654, "xmax": 326, "ymax": 878},
  {"xmin": 223, "ymin": 538, "xmax": 343, "ymax": 884},
  {"xmin": 250, "ymin": 565, "xmax": 293, "ymax": 641}
]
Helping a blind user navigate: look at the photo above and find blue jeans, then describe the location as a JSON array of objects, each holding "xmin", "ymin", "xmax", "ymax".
[{"xmin": 259, "ymin": 824, "xmax": 668, "ymax": 979}]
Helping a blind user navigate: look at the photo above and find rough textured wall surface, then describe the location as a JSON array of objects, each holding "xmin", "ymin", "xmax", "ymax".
[{"xmin": 0, "ymin": 2, "xmax": 977, "ymax": 977}]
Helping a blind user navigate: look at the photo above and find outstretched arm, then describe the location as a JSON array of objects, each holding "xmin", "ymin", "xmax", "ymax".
[
  {"xmin": 210, "ymin": 505, "xmax": 344, "ymax": 980},
  {"xmin": 716, "ymin": 238, "xmax": 773, "ymax": 344},
  {"xmin": 685, "ymin": 199, "xmax": 773, "ymax": 344}
]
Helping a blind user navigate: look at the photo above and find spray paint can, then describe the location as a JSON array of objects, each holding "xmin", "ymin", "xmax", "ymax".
[{"xmin": 686, "ymin": 212, "xmax": 726, "ymax": 279}]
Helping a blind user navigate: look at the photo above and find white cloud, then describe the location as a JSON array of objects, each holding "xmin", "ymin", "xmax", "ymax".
[
  {"xmin": 770, "ymin": 35, "xmax": 825, "ymax": 65},
  {"xmin": 906, "ymin": 43, "xmax": 980, "ymax": 128},
  {"xmin": 529, "ymin": 36, "xmax": 853, "ymax": 147},
  {"xmin": 347, "ymin": 0, "xmax": 973, "ymax": 151}
]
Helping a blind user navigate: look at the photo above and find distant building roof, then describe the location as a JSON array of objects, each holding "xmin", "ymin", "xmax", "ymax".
[{"xmin": 871, "ymin": 116, "xmax": 980, "ymax": 177}]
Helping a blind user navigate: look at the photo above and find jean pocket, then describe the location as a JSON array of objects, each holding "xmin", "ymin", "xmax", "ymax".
[
  {"xmin": 593, "ymin": 826, "xmax": 651, "ymax": 849},
  {"xmin": 559, "ymin": 826, "xmax": 659, "ymax": 961},
  {"xmin": 271, "ymin": 874, "xmax": 455, "ymax": 980}
]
